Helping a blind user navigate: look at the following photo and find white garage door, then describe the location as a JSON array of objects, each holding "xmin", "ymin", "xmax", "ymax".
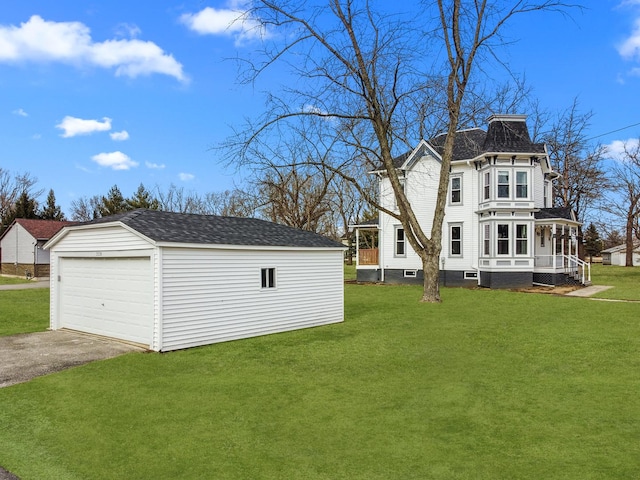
[{"xmin": 58, "ymin": 257, "xmax": 153, "ymax": 346}]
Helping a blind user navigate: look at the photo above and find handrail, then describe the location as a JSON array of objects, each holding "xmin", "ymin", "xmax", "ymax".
[{"xmin": 564, "ymin": 255, "xmax": 591, "ymax": 284}]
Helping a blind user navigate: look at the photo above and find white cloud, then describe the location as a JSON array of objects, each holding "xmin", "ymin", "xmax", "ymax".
[
  {"xmin": 57, "ymin": 116, "xmax": 112, "ymax": 137},
  {"xmin": 605, "ymin": 138, "xmax": 640, "ymax": 161},
  {"xmin": 180, "ymin": 3, "xmax": 267, "ymax": 45},
  {"xmin": 0, "ymin": 15, "xmax": 187, "ymax": 82},
  {"xmin": 145, "ymin": 161, "xmax": 165, "ymax": 169},
  {"xmin": 110, "ymin": 130, "xmax": 129, "ymax": 141},
  {"xmin": 91, "ymin": 151, "xmax": 138, "ymax": 170},
  {"xmin": 12, "ymin": 108, "xmax": 28, "ymax": 117},
  {"xmin": 179, "ymin": 172, "xmax": 195, "ymax": 181},
  {"xmin": 619, "ymin": 18, "xmax": 640, "ymax": 60}
]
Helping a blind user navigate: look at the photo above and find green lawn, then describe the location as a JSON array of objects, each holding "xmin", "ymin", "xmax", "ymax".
[
  {"xmin": 590, "ymin": 264, "xmax": 640, "ymax": 301},
  {"xmin": 0, "ymin": 275, "xmax": 31, "ymax": 285},
  {"xmin": 0, "ymin": 289, "xmax": 50, "ymax": 336},
  {"xmin": 1, "ymin": 280, "xmax": 639, "ymax": 479}
]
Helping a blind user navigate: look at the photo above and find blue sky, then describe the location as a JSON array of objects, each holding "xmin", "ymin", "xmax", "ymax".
[{"xmin": 1, "ymin": 1, "xmax": 640, "ymax": 216}]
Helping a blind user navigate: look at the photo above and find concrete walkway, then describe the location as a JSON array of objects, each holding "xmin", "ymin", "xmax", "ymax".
[
  {"xmin": 565, "ymin": 285, "xmax": 614, "ymax": 297},
  {"xmin": 0, "ymin": 278, "xmax": 50, "ymax": 290}
]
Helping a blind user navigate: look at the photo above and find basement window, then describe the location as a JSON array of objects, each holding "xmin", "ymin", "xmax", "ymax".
[
  {"xmin": 261, "ymin": 268, "xmax": 276, "ymax": 289},
  {"xmin": 404, "ymin": 270, "xmax": 417, "ymax": 278}
]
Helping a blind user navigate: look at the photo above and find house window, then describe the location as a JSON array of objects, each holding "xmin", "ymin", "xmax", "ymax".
[
  {"xmin": 395, "ymin": 227, "xmax": 406, "ymax": 256},
  {"xmin": 450, "ymin": 176, "xmax": 462, "ymax": 204},
  {"xmin": 261, "ymin": 268, "xmax": 276, "ymax": 289},
  {"xmin": 497, "ymin": 171, "xmax": 510, "ymax": 198},
  {"xmin": 516, "ymin": 171, "xmax": 528, "ymax": 199},
  {"xmin": 483, "ymin": 224, "xmax": 491, "ymax": 256},
  {"xmin": 516, "ymin": 224, "xmax": 528, "ymax": 255},
  {"xmin": 497, "ymin": 224, "xmax": 509, "ymax": 255},
  {"xmin": 483, "ymin": 172, "xmax": 490, "ymax": 200},
  {"xmin": 450, "ymin": 224, "xmax": 462, "ymax": 256}
]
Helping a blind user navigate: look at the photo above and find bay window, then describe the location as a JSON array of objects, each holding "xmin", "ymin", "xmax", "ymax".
[
  {"xmin": 497, "ymin": 224, "xmax": 509, "ymax": 255},
  {"xmin": 516, "ymin": 171, "xmax": 528, "ymax": 199},
  {"xmin": 497, "ymin": 171, "xmax": 510, "ymax": 198},
  {"xmin": 516, "ymin": 224, "xmax": 528, "ymax": 255}
]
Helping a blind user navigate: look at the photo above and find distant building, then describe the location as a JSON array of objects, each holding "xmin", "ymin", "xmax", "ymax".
[{"xmin": 0, "ymin": 219, "xmax": 76, "ymax": 277}]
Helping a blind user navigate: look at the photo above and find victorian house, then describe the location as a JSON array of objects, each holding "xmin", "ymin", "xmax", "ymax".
[{"xmin": 352, "ymin": 114, "xmax": 589, "ymax": 288}]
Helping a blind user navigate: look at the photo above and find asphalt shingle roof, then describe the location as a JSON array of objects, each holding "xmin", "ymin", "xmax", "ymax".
[
  {"xmin": 534, "ymin": 208, "xmax": 575, "ymax": 221},
  {"xmin": 390, "ymin": 117, "xmax": 546, "ymax": 168},
  {"xmin": 2, "ymin": 219, "xmax": 76, "ymax": 241},
  {"xmin": 81, "ymin": 209, "xmax": 344, "ymax": 249}
]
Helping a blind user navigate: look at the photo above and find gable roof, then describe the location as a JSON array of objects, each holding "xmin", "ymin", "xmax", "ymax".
[
  {"xmin": 0, "ymin": 219, "xmax": 76, "ymax": 242},
  {"xmin": 602, "ymin": 242, "xmax": 640, "ymax": 254},
  {"xmin": 51, "ymin": 209, "xmax": 344, "ymax": 249}
]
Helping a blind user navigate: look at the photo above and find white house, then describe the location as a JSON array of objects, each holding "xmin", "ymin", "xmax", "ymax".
[
  {"xmin": 601, "ymin": 243, "xmax": 640, "ymax": 266},
  {"xmin": 0, "ymin": 219, "xmax": 75, "ymax": 278},
  {"xmin": 45, "ymin": 209, "xmax": 345, "ymax": 352},
  {"xmin": 352, "ymin": 114, "xmax": 589, "ymax": 288}
]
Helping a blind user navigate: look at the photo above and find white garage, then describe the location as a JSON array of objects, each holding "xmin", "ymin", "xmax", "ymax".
[{"xmin": 45, "ymin": 209, "xmax": 345, "ymax": 351}]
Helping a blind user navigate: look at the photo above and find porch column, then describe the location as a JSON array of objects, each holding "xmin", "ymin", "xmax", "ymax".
[{"xmin": 355, "ymin": 228, "xmax": 360, "ymax": 267}]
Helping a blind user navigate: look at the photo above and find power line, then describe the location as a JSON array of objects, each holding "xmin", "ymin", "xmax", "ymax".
[{"xmin": 587, "ymin": 121, "xmax": 640, "ymax": 141}]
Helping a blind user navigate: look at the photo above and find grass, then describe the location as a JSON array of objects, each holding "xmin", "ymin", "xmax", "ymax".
[
  {"xmin": 0, "ymin": 289, "xmax": 50, "ymax": 336},
  {"xmin": 0, "ymin": 275, "xmax": 31, "ymax": 285},
  {"xmin": 1, "ymin": 280, "xmax": 639, "ymax": 479},
  {"xmin": 589, "ymin": 264, "xmax": 640, "ymax": 301},
  {"xmin": 344, "ymin": 261, "xmax": 356, "ymax": 281}
]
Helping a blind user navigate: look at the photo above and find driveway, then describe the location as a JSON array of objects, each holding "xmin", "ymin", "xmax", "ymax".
[{"xmin": 0, "ymin": 330, "xmax": 145, "ymax": 389}]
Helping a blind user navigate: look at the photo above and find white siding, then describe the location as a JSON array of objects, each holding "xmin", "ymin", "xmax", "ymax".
[
  {"xmin": 0, "ymin": 223, "xmax": 36, "ymax": 264},
  {"xmin": 51, "ymin": 225, "xmax": 151, "ymax": 252},
  {"xmin": 379, "ymin": 157, "xmax": 480, "ymax": 272},
  {"xmin": 159, "ymin": 247, "xmax": 344, "ymax": 351}
]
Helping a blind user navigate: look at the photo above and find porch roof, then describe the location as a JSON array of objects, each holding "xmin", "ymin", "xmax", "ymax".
[{"xmin": 534, "ymin": 208, "xmax": 579, "ymax": 224}]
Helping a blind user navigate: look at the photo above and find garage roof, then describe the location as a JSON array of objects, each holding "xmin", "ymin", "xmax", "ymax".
[{"xmin": 59, "ymin": 209, "xmax": 345, "ymax": 249}]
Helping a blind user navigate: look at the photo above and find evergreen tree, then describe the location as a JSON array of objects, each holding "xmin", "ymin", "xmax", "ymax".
[
  {"xmin": 40, "ymin": 189, "xmax": 66, "ymax": 220},
  {"xmin": 98, "ymin": 185, "xmax": 127, "ymax": 217},
  {"xmin": 13, "ymin": 190, "xmax": 39, "ymax": 219},
  {"xmin": 583, "ymin": 223, "xmax": 602, "ymax": 262},
  {"xmin": 1, "ymin": 190, "xmax": 39, "ymax": 231},
  {"xmin": 127, "ymin": 183, "xmax": 159, "ymax": 210}
]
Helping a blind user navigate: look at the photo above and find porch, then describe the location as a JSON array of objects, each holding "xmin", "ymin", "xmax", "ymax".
[{"xmin": 533, "ymin": 222, "xmax": 590, "ymax": 286}]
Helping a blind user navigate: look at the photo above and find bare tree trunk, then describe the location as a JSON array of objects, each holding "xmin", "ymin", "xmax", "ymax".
[{"xmin": 421, "ymin": 247, "xmax": 441, "ymax": 302}]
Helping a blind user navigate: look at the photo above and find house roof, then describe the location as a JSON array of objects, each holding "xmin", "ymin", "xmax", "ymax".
[
  {"xmin": 58, "ymin": 209, "xmax": 345, "ymax": 249},
  {"xmin": 0, "ymin": 218, "xmax": 76, "ymax": 241},
  {"xmin": 390, "ymin": 114, "xmax": 546, "ymax": 168},
  {"xmin": 534, "ymin": 208, "xmax": 577, "ymax": 222},
  {"xmin": 602, "ymin": 242, "xmax": 640, "ymax": 254}
]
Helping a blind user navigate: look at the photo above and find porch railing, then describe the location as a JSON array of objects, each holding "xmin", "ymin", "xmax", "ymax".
[
  {"xmin": 566, "ymin": 255, "xmax": 591, "ymax": 285},
  {"xmin": 534, "ymin": 255, "xmax": 591, "ymax": 284},
  {"xmin": 358, "ymin": 248, "xmax": 379, "ymax": 266}
]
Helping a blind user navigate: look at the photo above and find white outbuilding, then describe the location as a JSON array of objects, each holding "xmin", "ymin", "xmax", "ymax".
[{"xmin": 44, "ymin": 209, "xmax": 345, "ymax": 352}]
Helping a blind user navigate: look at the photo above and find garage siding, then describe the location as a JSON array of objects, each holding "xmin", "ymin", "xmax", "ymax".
[
  {"xmin": 159, "ymin": 247, "xmax": 344, "ymax": 351},
  {"xmin": 49, "ymin": 225, "xmax": 150, "ymax": 252}
]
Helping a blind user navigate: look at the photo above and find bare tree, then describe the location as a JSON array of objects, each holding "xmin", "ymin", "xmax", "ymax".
[
  {"xmin": 604, "ymin": 139, "xmax": 640, "ymax": 266},
  {"xmin": 0, "ymin": 169, "xmax": 42, "ymax": 232},
  {"xmin": 543, "ymin": 99, "xmax": 607, "ymax": 222},
  {"xmin": 69, "ymin": 195, "xmax": 102, "ymax": 221},
  {"xmin": 226, "ymin": 0, "xmax": 576, "ymax": 302}
]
